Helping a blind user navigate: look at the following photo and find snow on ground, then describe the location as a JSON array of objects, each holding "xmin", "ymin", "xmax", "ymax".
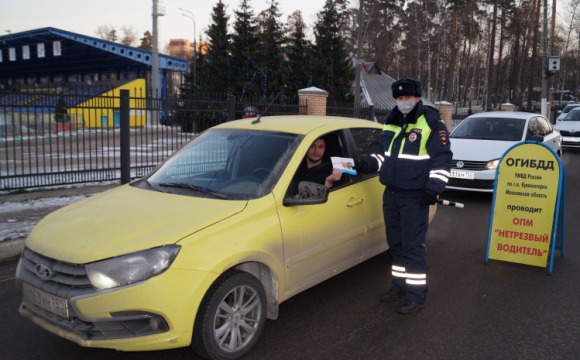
[{"xmin": 0, "ymin": 192, "xmax": 101, "ymax": 242}]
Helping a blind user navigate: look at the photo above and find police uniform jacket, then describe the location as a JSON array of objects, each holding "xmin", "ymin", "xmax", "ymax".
[{"xmin": 374, "ymin": 100, "xmax": 452, "ymax": 196}]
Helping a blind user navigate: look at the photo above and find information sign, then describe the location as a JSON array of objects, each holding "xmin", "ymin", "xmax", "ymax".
[{"xmin": 485, "ymin": 141, "xmax": 565, "ymax": 273}]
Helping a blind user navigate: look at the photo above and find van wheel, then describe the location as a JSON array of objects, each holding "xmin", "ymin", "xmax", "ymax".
[{"xmin": 192, "ymin": 270, "xmax": 266, "ymax": 360}]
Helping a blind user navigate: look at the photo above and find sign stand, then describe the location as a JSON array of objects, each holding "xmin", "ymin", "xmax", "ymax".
[
  {"xmin": 549, "ymin": 173, "xmax": 566, "ymax": 272},
  {"xmin": 485, "ymin": 140, "xmax": 565, "ymax": 274}
]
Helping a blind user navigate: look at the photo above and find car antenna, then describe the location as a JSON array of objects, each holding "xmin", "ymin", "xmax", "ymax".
[{"xmin": 252, "ymin": 91, "xmax": 283, "ymax": 124}]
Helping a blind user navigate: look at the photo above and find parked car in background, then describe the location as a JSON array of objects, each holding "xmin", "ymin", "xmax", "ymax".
[
  {"xmin": 555, "ymin": 102, "xmax": 580, "ymax": 122},
  {"xmin": 15, "ymin": 115, "xmax": 438, "ymax": 360},
  {"xmin": 447, "ymin": 111, "xmax": 562, "ymax": 192},
  {"xmin": 554, "ymin": 107, "xmax": 580, "ymax": 148}
]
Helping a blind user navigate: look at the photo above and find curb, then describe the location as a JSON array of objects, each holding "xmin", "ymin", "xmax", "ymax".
[{"xmin": 0, "ymin": 238, "xmax": 25, "ymax": 262}]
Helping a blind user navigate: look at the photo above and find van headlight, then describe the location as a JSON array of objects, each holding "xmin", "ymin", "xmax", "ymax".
[{"xmin": 86, "ymin": 245, "xmax": 180, "ymax": 290}]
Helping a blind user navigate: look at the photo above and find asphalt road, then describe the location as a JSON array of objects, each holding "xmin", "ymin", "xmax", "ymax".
[{"xmin": 1, "ymin": 151, "xmax": 580, "ymax": 359}]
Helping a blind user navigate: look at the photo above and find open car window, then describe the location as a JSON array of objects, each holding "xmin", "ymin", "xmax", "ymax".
[
  {"xmin": 350, "ymin": 127, "xmax": 382, "ymax": 181},
  {"xmin": 285, "ymin": 131, "xmax": 351, "ymax": 200}
]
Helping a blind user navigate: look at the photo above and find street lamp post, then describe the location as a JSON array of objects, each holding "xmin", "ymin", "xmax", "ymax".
[
  {"xmin": 152, "ymin": 0, "xmax": 165, "ymax": 124},
  {"xmin": 179, "ymin": 7, "xmax": 197, "ymax": 87}
]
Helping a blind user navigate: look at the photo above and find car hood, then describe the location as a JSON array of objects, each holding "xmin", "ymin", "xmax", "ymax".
[
  {"xmin": 25, "ymin": 185, "xmax": 247, "ymax": 264},
  {"xmin": 450, "ymin": 138, "xmax": 517, "ymax": 162},
  {"xmin": 555, "ymin": 121, "xmax": 580, "ymax": 131}
]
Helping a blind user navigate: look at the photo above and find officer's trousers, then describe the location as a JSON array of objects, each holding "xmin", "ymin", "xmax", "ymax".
[{"xmin": 383, "ymin": 188, "xmax": 430, "ymax": 304}]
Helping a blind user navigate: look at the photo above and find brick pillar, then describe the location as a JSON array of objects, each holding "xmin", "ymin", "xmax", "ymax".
[
  {"xmin": 434, "ymin": 101, "xmax": 453, "ymax": 130},
  {"xmin": 298, "ymin": 87, "xmax": 329, "ymax": 116},
  {"xmin": 500, "ymin": 103, "xmax": 515, "ymax": 111}
]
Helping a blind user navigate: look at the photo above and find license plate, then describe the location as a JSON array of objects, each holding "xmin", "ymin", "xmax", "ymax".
[
  {"xmin": 562, "ymin": 136, "xmax": 580, "ymax": 143},
  {"xmin": 451, "ymin": 170, "xmax": 475, "ymax": 180},
  {"xmin": 23, "ymin": 283, "xmax": 69, "ymax": 319}
]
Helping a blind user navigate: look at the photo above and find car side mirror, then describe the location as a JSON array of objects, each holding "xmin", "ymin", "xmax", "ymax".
[
  {"xmin": 283, "ymin": 181, "xmax": 328, "ymax": 206},
  {"xmin": 527, "ymin": 134, "xmax": 544, "ymax": 142}
]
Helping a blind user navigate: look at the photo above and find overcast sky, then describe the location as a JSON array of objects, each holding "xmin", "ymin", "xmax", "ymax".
[{"xmin": 1, "ymin": 0, "xmax": 331, "ymax": 47}]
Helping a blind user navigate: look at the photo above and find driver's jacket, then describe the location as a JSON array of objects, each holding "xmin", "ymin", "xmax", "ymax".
[{"xmin": 363, "ymin": 101, "xmax": 452, "ymax": 195}]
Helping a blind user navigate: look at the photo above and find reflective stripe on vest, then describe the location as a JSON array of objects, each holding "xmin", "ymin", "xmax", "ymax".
[{"xmin": 383, "ymin": 114, "xmax": 432, "ymax": 160}]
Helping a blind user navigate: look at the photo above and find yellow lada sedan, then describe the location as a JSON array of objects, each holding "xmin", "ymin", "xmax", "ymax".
[{"xmin": 16, "ymin": 115, "xmax": 434, "ymax": 359}]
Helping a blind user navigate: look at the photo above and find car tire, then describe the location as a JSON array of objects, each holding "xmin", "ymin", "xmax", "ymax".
[{"xmin": 192, "ymin": 269, "xmax": 267, "ymax": 360}]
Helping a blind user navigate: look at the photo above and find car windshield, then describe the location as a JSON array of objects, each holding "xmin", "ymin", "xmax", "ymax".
[
  {"xmin": 562, "ymin": 110, "xmax": 580, "ymax": 121},
  {"xmin": 142, "ymin": 128, "xmax": 300, "ymax": 200},
  {"xmin": 450, "ymin": 117, "xmax": 525, "ymax": 141},
  {"xmin": 562, "ymin": 105, "xmax": 580, "ymax": 115}
]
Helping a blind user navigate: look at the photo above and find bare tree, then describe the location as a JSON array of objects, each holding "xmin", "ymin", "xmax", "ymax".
[
  {"xmin": 121, "ymin": 26, "xmax": 138, "ymax": 46},
  {"xmin": 95, "ymin": 25, "xmax": 117, "ymax": 41}
]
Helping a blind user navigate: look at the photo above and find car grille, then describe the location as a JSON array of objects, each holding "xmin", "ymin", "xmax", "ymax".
[
  {"xmin": 19, "ymin": 248, "xmax": 94, "ymax": 293},
  {"xmin": 452, "ymin": 159, "xmax": 488, "ymax": 171},
  {"xmin": 558, "ymin": 130, "xmax": 580, "ymax": 136},
  {"xmin": 448, "ymin": 178, "xmax": 494, "ymax": 190}
]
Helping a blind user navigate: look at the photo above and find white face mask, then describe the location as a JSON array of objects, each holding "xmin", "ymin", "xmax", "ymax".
[{"xmin": 396, "ymin": 99, "xmax": 416, "ymax": 115}]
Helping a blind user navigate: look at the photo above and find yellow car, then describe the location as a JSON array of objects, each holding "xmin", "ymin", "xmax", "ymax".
[{"xmin": 16, "ymin": 115, "xmax": 434, "ymax": 359}]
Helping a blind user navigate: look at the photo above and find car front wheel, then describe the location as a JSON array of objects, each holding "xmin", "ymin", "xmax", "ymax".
[{"xmin": 192, "ymin": 270, "xmax": 267, "ymax": 360}]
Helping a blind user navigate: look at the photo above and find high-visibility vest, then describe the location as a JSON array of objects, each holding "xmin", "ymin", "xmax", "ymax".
[
  {"xmin": 378, "ymin": 114, "xmax": 450, "ymax": 191},
  {"xmin": 383, "ymin": 114, "xmax": 432, "ymax": 161}
]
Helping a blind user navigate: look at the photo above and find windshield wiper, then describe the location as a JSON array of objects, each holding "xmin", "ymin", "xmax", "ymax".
[{"xmin": 157, "ymin": 182, "xmax": 229, "ymax": 199}]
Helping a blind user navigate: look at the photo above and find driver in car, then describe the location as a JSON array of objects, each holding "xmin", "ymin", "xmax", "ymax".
[{"xmin": 292, "ymin": 137, "xmax": 342, "ymax": 193}]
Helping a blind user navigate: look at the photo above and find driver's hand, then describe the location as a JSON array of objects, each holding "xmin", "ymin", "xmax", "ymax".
[{"xmin": 325, "ymin": 168, "xmax": 342, "ymax": 187}]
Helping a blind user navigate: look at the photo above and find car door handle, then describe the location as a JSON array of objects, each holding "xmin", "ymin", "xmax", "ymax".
[{"xmin": 347, "ymin": 197, "xmax": 364, "ymax": 207}]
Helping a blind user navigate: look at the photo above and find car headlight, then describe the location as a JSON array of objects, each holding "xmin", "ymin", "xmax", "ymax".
[
  {"xmin": 86, "ymin": 245, "xmax": 180, "ymax": 290},
  {"xmin": 486, "ymin": 159, "xmax": 499, "ymax": 170}
]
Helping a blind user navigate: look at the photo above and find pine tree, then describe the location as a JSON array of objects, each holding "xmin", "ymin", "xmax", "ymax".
[
  {"xmin": 205, "ymin": 0, "xmax": 232, "ymax": 94},
  {"xmin": 312, "ymin": 0, "xmax": 354, "ymax": 103},
  {"xmin": 255, "ymin": 0, "xmax": 285, "ymax": 101},
  {"xmin": 138, "ymin": 31, "xmax": 152, "ymax": 50},
  {"xmin": 284, "ymin": 11, "xmax": 313, "ymax": 97},
  {"xmin": 231, "ymin": 0, "xmax": 259, "ymax": 100},
  {"xmin": 182, "ymin": 41, "xmax": 208, "ymax": 98}
]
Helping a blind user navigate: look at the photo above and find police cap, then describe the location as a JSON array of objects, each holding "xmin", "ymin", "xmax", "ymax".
[{"xmin": 392, "ymin": 77, "xmax": 422, "ymax": 98}]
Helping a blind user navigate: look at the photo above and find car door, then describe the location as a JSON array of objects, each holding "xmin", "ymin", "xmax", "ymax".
[{"xmin": 277, "ymin": 130, "xmax": 365, "ymax": 298}]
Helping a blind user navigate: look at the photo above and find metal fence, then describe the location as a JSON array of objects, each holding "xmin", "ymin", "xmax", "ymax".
[
  {"xmin": 1, "ymin": 86, "xmax": 380, "ymax": 191},
  {"xmin": 0, "ymin": 89, "xmax": 192, "ymax": 190}
]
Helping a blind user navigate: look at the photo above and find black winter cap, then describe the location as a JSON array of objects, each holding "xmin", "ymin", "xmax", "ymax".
[{"xmin": 392, "ymin": 77, "xmax": 422, "ymax": 98}]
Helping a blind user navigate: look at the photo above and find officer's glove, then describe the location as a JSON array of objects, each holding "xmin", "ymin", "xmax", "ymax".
[{"xmin": 420, "ymin": 191, "xmax": 438, "ymax": 206}]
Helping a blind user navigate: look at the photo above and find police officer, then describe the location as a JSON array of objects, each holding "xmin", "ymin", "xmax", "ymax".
[{"xmin": 362, "ymin": 77, "xmax": 452, "ymax": 314}]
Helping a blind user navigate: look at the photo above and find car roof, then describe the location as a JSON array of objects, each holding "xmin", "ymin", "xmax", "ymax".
[
  {"xmin": 564, "ymin": 103, "xmax": 580, "ymax": 108},
  {"xmin": 567, "ymin": 107, "xmax": 580, "ymax": 112},
  {"xmin": 465, "ymin": 111, "xmax": 540, "ymax": 120},
  {"xmin": 213, "ymin": 115, "xmax": 382, "ymax": 135}
]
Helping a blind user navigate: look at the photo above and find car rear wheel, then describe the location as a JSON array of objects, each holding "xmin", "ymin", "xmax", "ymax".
[{"xmin": 192, "ymin": 270, "xmax": 266, "ymax": 360}]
